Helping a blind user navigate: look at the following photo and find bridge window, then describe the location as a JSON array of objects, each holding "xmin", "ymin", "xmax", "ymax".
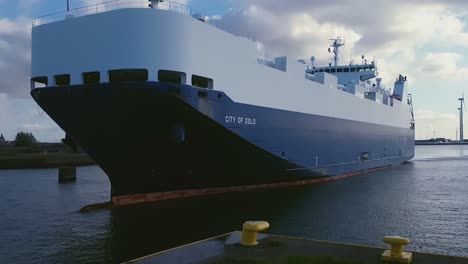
[
  {"xmin": 331, "ymin": 68, "xmax": 336, "ymax": 73},
  {"xmin": 192, "ymin": 75, "xmax": 213, "ymax": 89},
  {"xmin": 55, "ymin": 74, "xmax": 70, "ymax": 86},
  {"xmin": 82, "ymin": 71, "xmax": 100, "ymax": 84},
  {"xmin": 31, "ymin": 76, "xmax": 48, "ymax": 89},
  {"xmin": 344, "ymin": 68, "xmax": 349, "ymax": 72},
  {"xmin": 350, "ymin": 68, "xmax": 356, "ymax": 72},
  {"xmin": 158, "ymin": 70, "xmax": 186, "ymax": 84},
  {"xmin": 337, "ymin": 68, "xmax": 343, "ymax": 73},
  {"xmin": 108, "ymin": 69, "xmax": 148, "ymax": 82},
  {"xmin": 325, "ymin": 69, "xmax": 330, "ymax": 73}
]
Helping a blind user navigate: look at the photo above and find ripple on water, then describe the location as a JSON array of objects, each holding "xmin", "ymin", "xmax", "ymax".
[{"xmin": 1, "ymin": 146, "xmax": 468, "ymax": 262}]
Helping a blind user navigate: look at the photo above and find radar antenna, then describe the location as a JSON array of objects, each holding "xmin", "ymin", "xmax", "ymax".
[
  {"xmin": 310, "ymin": 56, "xmax": 316, "ymax": 68},
  {"xmin": 329, "ymin": 37, "xmax": 345, "ymax": 67}
]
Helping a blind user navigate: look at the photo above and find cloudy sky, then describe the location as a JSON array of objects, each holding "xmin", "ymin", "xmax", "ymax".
[{"xmin": 1, "ymin": 0, "xmax": 468, "ymax": 141}]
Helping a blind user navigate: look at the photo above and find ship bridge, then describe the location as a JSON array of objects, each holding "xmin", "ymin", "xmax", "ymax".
[
  {"xmin": 307, "ymin": 63, "xmax": 377, "ymax": 86},
  {"xmin": 305, "ymin": 37, "xmax": 378, "ymax": 86}
]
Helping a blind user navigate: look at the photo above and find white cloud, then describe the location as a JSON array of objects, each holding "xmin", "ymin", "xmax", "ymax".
[
  {"xmin": 419, "ymin": 52, "xmax": 468, "ymax": 80},
  {"xmin": 0, "ymin": 93, "xmax": 8, "ymax": 123},
  {"xmin": 416, "ymin": 109, "xmax": 458, "ymax": 122},
  {"xmin": 17, "ymin": 0, "xmax": 41, "ymax": 13},
  {"xmin": 22, "ymin": 123, "xmax": 44, "ymax": 130},
  {"xmin": 0, "ymin": 17, "xmax": 32, "ymax": 98},
  {"xmin": 0, "ymin": 97, "xmax": 64, "ymax": 142},
  {"xmin": 414, "ymin": 109, "xmax": 460, "ymax": 139},
  {"xmin": 0, "ymin": 94, "xmax": 62, "ymax": 142}
]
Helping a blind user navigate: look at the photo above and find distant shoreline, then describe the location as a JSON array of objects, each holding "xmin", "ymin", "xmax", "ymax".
[
  {"xmin": 415, "ymin": 142, "xmax": 468, "ymax": 146},
  {"xmin": 0, "ymin": 143, "xmax": 95, "ymax": 169},
  {"xmin": 0, "ymin": 152, "xmax": 95, "ymax": 169}
]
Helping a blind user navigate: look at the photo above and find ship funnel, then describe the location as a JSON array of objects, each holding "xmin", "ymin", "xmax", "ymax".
[
  {"xmin": 376, "ymin": 78, "xmax": 382, "ymax": 89},
  {"xmin": 392, "ymin": 75, "xmax": 407, "ymax": 101}
]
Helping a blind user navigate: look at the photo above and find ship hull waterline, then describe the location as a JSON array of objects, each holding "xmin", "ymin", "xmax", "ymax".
[{"xmin": 31, "ymin": 81, "xmax": 414, "ymax": 201}]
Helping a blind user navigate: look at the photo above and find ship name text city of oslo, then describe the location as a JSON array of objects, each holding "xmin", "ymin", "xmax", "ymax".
[{"xmin": 225, "ymin": 115, "xmax": 257, "ymax": 125}]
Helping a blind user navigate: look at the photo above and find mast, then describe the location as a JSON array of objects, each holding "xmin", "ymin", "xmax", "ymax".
[{"xmin": 329, "ymin": 37, "xmax": 344, "ymax": 67}]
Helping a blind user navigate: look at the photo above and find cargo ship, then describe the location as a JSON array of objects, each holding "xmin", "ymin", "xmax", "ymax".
[{"xmin": 30, "ymin": 0, "xmax": 415, "ymax": 200}]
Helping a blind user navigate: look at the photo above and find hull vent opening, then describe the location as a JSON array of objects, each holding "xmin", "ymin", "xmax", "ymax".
[
  {"xmin": 158, "ymin": 70, "xmax": 186, "ymax": 84},
  {"xmin": 108, "ymin": 69, "xmax": 148, "ymax": 82},
  {"xmin": 83, "ymin": 71, "xmax": 100, "ymax": 84},
  {"xmin": 55, "ymin": 74, "xmax": 70, "ymax": 86},
  {"xmin": 192, "ymin": 75, "xmax": 213, "ymax": 89},
  {"xmin": 31, "ymin": 76, "xmax": 48, "ymax": 89}
]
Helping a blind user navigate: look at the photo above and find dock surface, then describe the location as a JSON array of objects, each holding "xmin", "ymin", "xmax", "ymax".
[{"xmin": 127, "ymin": 231, "xmax": 468, "ymax": 264}]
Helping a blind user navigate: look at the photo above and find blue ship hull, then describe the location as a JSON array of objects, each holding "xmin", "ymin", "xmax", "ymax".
[{"xmin": 31, "ymin": 82, "xmax": 414, "ymax": 197}]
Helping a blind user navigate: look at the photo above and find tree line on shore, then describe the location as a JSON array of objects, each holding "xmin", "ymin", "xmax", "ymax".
[
  {"xmin": 3, "ymin": 132, "xmax": 80, "ymax": 151},
  {"xmin": 14, "ymin": 132, "xmax": 38, "ymax": 147},
  {"xmin": 0, "ymin": 132, "xmax": 39, "ymax": 148}
]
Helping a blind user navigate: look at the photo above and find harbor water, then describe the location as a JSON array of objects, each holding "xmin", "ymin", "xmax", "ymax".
[{"xmin": 1, "ymin": 145, "xmax": 468, "ymax": 263}]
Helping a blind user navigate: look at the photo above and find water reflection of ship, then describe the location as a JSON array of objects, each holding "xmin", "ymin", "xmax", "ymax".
[{"xmin": 110, "ymin": 186, "xmax": 313, "ymax": 262}]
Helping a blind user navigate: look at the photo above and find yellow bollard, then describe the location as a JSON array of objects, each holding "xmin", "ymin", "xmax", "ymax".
[
  {"xmin": 381, "ymin": 236, "xmax": 413, "ymax": 264},
  {"xmin": 241, "ymin": 221, "xmax": 270, "ymax": 246}
]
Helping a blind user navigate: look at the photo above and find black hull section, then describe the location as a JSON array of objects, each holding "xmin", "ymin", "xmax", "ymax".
[
  {"xmin": 32, "ymin": 83, "xmax": 298, "ymax": 196},
  {"xmin": 31, "ymin": 82, "xmax": 414, "ymax": 197}
]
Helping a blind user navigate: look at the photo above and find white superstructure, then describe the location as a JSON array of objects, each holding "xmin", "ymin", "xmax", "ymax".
[{"xmin": 31, "ymin": 0, "xmax": 413, "ymax": 129}]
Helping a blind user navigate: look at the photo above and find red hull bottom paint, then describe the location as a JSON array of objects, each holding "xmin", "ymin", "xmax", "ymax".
[{"xmin": 110, "ymin": 166, "xmax": 390, "ymax": 207}]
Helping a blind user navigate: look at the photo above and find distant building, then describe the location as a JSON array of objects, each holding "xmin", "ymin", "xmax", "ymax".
[{"xmin": 0, "ymin": 134, "xmax": 5, "ymax": 145}]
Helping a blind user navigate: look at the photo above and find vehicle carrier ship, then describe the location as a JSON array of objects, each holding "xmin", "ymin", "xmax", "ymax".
[{"xmin": 30, "ymin": 0, "xmax": 415, "ymax": 200}]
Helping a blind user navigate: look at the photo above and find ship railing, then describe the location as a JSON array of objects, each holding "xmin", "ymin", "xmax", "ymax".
[
  {"xmin": 32, "ymin": 0, "xmax": 262, "ymax": 46},
  {"xmin": 32, "ymin": 0, "xmax": 201, "ymax": 27}
]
